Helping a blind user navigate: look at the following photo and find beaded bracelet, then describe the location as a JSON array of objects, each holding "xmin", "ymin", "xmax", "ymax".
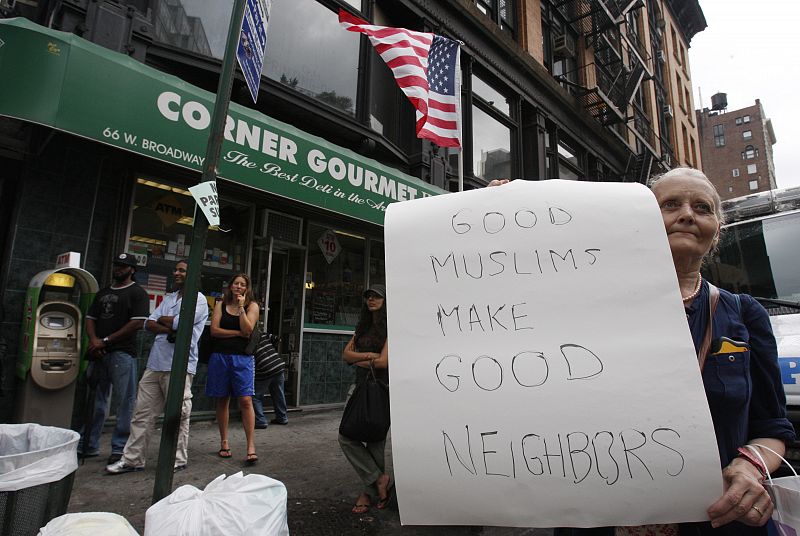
[{"xmin": 736, "ymin": 446, "xmax": 767, "ymax": 479}]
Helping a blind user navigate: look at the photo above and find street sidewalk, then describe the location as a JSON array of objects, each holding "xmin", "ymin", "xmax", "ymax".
[{"xmin": 68, "ymin": 407, "xmax": 550, "ymax": 535}]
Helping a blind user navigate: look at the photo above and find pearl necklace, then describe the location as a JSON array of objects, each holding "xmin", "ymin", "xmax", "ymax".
[{"xmin": 682, "ymin": 274, "xmax": 702, "ymax": 303}]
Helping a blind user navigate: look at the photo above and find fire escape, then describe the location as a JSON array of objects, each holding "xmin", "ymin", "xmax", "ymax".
[{"xmin": 553, "ymin": 0, "xmax": 659, "ymax": 183}]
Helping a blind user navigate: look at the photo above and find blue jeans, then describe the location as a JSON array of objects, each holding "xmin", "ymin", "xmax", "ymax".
[
  {"xmin": 253, "ymin": 371, "xmax": 288, "ymax": 426},
  {"xmin": 81, "ymin": 351, "xmax": 138, "ymax": 454}
]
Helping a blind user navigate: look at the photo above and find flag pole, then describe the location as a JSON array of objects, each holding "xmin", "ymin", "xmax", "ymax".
[
  {"xmin": 456, "ymin": 41, "xmax": 464, "ymax": 192},
  {"xmin": 458, "ymin": 148, "xmax": 464, "ymax": 192}
]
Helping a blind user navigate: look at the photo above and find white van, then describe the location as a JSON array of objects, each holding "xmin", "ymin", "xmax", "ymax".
[{"xmin": 704, "ymin": 188, "xmax": 800, "ymax": 465}]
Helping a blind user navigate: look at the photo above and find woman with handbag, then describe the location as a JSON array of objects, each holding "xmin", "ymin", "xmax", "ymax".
[
  {"xmin": 510, "ymin": 168, "xmax": 793, "ymax": 536},
  {"xmin": 206, "ymin": 273, "xmax": 260, "ymax": 465},
  {"xmin": 339, "ymin": 284, "xmax": 392, "ymax": 514}
]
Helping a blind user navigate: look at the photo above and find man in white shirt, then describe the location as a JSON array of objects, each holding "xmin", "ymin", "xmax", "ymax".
[{"xmin": 106, "ymin": 260, "xmax": 208, "ymax": 474}]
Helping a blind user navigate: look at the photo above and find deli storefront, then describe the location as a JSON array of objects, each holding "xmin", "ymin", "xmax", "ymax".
[{"xmin": 0, "ymin": 18, "xmax": 444, "ymax": 412}]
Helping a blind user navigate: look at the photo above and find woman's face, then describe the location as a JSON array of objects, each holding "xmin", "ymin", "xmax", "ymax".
[
  {"xmin": 230, "ymin": 277, "xmax": 248, "ymax": 296},
  {"xmin": 652, "ymin": 174, "xmax": 721, "ymax": 261},
  {"xmin": 365, "ymin": 292, "xmax": 385, "ymax": 312}
]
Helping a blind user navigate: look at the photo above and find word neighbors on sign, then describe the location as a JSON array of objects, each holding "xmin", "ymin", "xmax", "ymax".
[{"xmin": 384, "ymin": 179, "xmax": 722, "ymax": 528}]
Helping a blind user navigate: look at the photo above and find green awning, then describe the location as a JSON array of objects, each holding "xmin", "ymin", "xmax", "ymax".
[{"xmin": 0, "ymin": 18, "xmax": 445, "ymax": 225}]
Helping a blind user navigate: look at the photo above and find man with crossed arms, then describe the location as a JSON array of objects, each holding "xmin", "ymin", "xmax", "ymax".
[{"xmin": 106, "ymin": 259, "xmax": 208, "ymax": 474}]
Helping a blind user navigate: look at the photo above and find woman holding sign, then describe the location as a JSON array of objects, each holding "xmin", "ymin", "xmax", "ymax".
[
  {"xmin": 339, "ymin": 284, "xmax": 392, "ymax": 514},
  {"xmin": 650, "ymin": 168, "xmax": 793, "ymax": 534},
  {"xmin": 495, "ymin": 168, "xmax": 794, "ymax": 535}
]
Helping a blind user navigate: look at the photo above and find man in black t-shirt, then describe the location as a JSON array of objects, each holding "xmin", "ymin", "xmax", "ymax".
[{"xmin": 80, "ymin": 253, "xmax": 149, "ymax": 464}]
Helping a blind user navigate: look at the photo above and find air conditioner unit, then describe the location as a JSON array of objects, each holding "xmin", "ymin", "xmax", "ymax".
[
  {"xmin": 656, "ymin": 50, "xmax": 665, "ymax": 63},
  {"xmin": 553, "ymin": 34, "xmax": 576, "ymax": 58},
  {"xmin": 662, "ymin": 104, "xmax": 674, "ymax": 119}
]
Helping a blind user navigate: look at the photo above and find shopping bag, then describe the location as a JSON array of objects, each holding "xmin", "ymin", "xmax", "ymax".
[
  {"xmin": 338, "ymin": 364, "xmax": 390, "ymax": 443},
  {"xmin": 746, "ymin": 444, "xmax": 800, "ymax": 536}
]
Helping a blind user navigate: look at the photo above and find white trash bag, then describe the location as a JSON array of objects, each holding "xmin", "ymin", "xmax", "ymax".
[
  {"xmin": 0, "ymin": 423, "xmax": 79, "ymax": 492},
  {"xmin": 747, "ymin": 445, "xmax": 800, "ymax": 536},
  {"xmin": 144, "ymin": 472, "xmax": 289, "ymax": 536},
  {"xmin": 38, "ymin": 512, "xmax": 140, "ymax": 536}
]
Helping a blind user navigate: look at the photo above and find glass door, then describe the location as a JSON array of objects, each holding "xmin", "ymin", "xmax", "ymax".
[{"xmin": 261, "ymin": 238, "xmax": 305, "ymax": 406}]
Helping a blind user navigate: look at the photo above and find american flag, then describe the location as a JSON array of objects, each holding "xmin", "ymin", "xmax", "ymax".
[{"xmin": 339, "ymin": 9, "xmax": 462, "ymax": 148}]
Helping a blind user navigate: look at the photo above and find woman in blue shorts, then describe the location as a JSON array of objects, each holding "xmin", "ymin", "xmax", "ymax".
[{"xmin": 207, "ymin": 273, "xmax": 260, "ymax": 465}]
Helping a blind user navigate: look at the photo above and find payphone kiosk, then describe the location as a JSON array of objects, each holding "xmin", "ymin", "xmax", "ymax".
[{"xmin": 14, "ymin": 257, "xmax": 98, "ymax": 427}]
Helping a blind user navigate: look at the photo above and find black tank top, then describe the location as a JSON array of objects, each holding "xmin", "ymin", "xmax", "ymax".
[{"xmin": 211, "ymin": 305, "xmax": 250, "ymax": 355}]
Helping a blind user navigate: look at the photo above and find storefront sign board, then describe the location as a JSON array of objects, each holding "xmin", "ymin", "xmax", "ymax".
[
  {"xmin": 384, "ymin": 180, "xmax": 722, "ymax": 527},
  {"xmin": 0, "ymin": 18, "xmax": 446, "ymax": 227}
]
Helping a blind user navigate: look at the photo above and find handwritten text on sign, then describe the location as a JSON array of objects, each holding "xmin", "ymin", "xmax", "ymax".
[{"xmin": 384, "ymin": 180, "xmax": 721, "ymax": 528}]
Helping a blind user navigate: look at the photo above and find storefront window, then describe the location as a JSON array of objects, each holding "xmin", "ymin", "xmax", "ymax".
[
  {"xmin": 369, "ymin": 241, "xmax": 385, "ymax": 286},
  {"xmin": 472, "ymin": 105, "xmax": 512, "ymax": 181},
  {"xmin": 304, "ymin": 225, "xmax": 365, "ymax": 328},
  {"xmin": 127, "ymin": 178, "xmax": 251, "ymax": 309},
  {"xmin": 264, "ymin": 0, "xmax": 360, "ymax": 116}
]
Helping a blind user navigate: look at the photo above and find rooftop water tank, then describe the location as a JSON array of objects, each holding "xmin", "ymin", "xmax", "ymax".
[{"xmin": 711, "ymin": 92, "xmax": 727, "ymax": 111}]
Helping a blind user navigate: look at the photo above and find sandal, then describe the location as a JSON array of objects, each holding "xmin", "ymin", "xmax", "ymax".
[
  {"xmin": 352, "ymin": 493, "xmax": 371, "ymax": 514},
  {"xmin": 218, "ymin": 441, "xmax": 232, "ymax": 458},
  {"xmin": 245, "ymin": 452, "xmax": 259, "ymax": 465},
  {"xmin": 376, "ymin": 481, "xmax": 394, "ymax": 510}
]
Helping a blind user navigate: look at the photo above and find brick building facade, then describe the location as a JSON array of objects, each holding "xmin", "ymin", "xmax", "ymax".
[{"xmin": 697, "ymin": 99, "xmax": 777, "ymax": 200}]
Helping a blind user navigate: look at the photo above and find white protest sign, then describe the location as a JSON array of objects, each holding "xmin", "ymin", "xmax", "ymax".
[
  {"xmin": 384, "ymin": 180, "xmax": 722, "ymax": 528},
  {"xmin": 188, "ymin": 181, "xmax": 220, "ymax": 226}
]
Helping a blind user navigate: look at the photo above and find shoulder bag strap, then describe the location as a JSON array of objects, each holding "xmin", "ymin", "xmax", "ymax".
[{"xmin": 697, "ymin": 283, "xmax": 720, "ymax": 369}]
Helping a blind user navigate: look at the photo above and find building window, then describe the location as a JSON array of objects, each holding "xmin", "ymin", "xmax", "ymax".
[
  {"xmin": 555, "ymin": 135, "xmax": 583, "ymax": 180},
  {"xmin": 747, "ymin": 163, "xmax": 757, "ymax": 174},
  {"xmin": 749, "ymin": 180, "xmax": 758, "ymax": 191},
  {"xmin": 676, "ymin": 73, "xmax": 684, "ymax": 110},
  {"xmin": 713, "ymin": 124, "xmax": 725, "ymax": 147},
  {"xmin": 681, "ymin": 123, "xmax": 690, "ymax": 164},
  {"xmin": 472, "ymin": 106, "xmax": 512, "ymax": 181},
  {"xmin": 732, "ymin": 168, "xmax": 740, "ymax": 177},
  {"xmin": 471, "ymin": 74, "xmax": 515, "ymax": 183},
  {"xmin": 735, "ymin": 117, "xmax": 743, "ymax": 125},
  {"xmin": 690, "ymin": 135, "xmax": 697, "ymax": 167},
  {"xmin": 742, "ymin": 145, "xmax": 757, "ymax": 159},
  {"xmin": 742, "ymin": 130, "xmax": 752, "ymax": 140},
  {"xmin": 743, "ymin": 115, "xmax": 751, "ymax": 123},
  {"xmin": 670, "ymin": 26, "xmax": 679, "ymax": 60},
  {"xmin": 152, "ymin": 1, "xmax": 226, "ymax": 58},
  {"xmin": 264, "ymin": 0, "xmax": 360, "ymax": 116},
  {"xmin": 541, "ymin": 1, "xmax": 579, "ymax": 94},
  {"xmin": 476, "ymin": 0, "xmax": 516, "ymax": 37}
]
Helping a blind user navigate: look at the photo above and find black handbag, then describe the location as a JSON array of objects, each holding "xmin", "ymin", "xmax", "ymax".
[
  {"xmin": 339, "ymin": 363, "xmax": 390, "ymax": 443},
  {"xmin": 244, "ymin": 324, "xmax": 262, "ymax": 355}
]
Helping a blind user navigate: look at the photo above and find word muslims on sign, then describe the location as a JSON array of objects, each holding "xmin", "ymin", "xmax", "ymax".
[
  {"xmin": 384, "ymin": 180, "xmax": 722, "ymax": 528},
  {"xmin": 339, "ymin": 9, "xmax": 461, "ymax": 148}
]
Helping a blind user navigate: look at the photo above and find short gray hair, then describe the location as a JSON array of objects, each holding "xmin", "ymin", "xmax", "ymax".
[{"xmin": 648, "ymin": 167, "xmax": 725, "ymax": 224}]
